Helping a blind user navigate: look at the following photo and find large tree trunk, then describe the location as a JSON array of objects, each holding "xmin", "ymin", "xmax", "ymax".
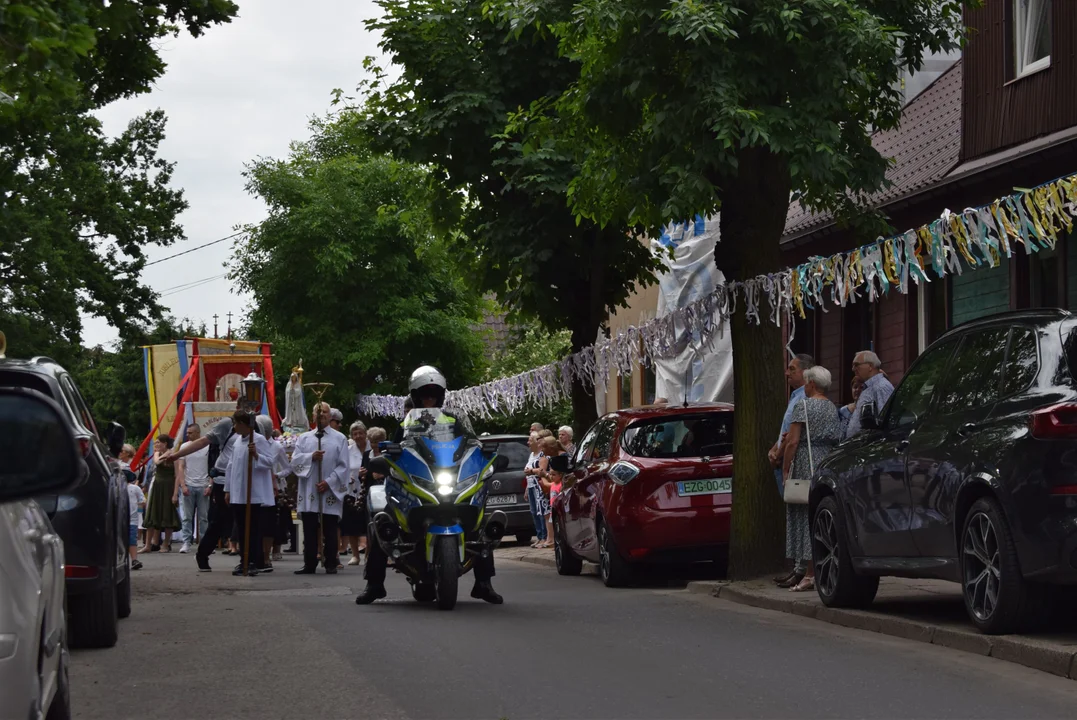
[
  {"xmin": 716, "ymin": 147, "xmax": 794, "ymax": 580},
  {"xmin": 564, "ymin": 226, "xmax": 611, "ymax": 433}
]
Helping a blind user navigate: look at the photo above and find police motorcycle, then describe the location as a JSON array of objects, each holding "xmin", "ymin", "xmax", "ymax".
[{"xmin": 365, "ymin": 408, "xmax": 509, "ymax": 610}]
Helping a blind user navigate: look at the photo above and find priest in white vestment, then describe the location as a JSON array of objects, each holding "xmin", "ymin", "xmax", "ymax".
[
  {"xmin": 224, "ymin": 411, "xmax": 277, "ymax": 576},
  {"xmin": 290, "ymin": 402, "xmax": 350, "ymax": 573}
]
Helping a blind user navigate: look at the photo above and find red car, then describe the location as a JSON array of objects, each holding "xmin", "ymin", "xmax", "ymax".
[{"xmin": 552, "ymin": 403, "xmax": 734, "ymax": 586}]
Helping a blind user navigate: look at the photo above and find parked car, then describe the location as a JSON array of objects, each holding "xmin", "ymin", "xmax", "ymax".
[
  {"xmin": 477, "ymin": 434, "xmax": 535, "ymax": 545},
  {"xmin": 0, "ymin": 356, "xmax": 130, "ymax": 648},
  {"xmin": 553, "ymin": 404, "xmax": 734, "ymax": 586},
  {"xmin": 810, "ymin": 308, "xmax": 1077, "ymax": 634},
  {"xmin": 0, "ymin": 386, "xmax": 84, "ymax": 720}
]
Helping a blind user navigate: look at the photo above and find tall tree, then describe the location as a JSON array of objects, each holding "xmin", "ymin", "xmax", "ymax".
[
  {"xmin": 0, "ymin": 0, "xmax": 238, "ymax": 355},
  {"xmin": 352, "ymin": 0, "xmax": 662, "ymax": 430},
  {"xmin": 490, "ymin": 0, "xmax": 966, "ymax": 577},
  {"xmin": 233, "ymin": 115, "xmax": 489, "ymax": 414}
]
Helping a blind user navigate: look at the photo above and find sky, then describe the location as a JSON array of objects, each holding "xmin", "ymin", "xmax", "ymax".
[{"xmin": 82, "ymin": 0, "xmax": 386, "ymax": 348}]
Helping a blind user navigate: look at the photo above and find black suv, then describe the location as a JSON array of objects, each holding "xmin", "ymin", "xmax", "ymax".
[
  {"xmin": 479, "ymin": 435, "xmax": 535, "ymax": 545},
  {"xmin": 811, "ymin": 309, "xmax": 1077, "ymax": 634},
  {"xmin": 0, "ymin": 357, "xmax": 130, "ymax": 648}
]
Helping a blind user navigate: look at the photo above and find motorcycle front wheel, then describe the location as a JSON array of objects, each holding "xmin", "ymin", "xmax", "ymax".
[{"xmin": 434, "ymin": 535, "xmax": 460, "ymax": 611}]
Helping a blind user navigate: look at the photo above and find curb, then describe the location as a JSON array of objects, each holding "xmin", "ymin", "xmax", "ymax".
[
  {"xmin": 687, "ymin": 581, "xmax": 1077, "ymax": 680},
  {"xmin": 498, "ymin": 552, "xmax": 597, "ymax": 575}
]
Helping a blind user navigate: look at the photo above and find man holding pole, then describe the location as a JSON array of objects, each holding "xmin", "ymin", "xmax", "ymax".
[
  {"xmin": 290, "ymin": 402, "xmax": 349, "ymax": 574},
  {"xmin": 224, "ymin": 410, "xmax": 276, "ymax": 576}
]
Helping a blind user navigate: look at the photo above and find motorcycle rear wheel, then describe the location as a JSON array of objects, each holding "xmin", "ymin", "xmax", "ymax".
[{"xmin": 434, "ymin": 536, "xmax": 460, "ymax": 611}]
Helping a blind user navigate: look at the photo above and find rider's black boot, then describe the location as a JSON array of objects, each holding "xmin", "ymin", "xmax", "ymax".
[
  {"xmin": 471, "ymin": 580, "xmax": 504, "ymax": 605},
  {"xmin": 355, "ymin": 583, "xmax": 387, "ymax": 605}
]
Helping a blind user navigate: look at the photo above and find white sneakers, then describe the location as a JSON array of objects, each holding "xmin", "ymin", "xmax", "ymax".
[
  {"xmin": 348, "ymin": 556, "xmax": 362, "ymax": 566},
  {"xmin": 179, "ymin": 542, "xmax": 191, "ymax": 554}
]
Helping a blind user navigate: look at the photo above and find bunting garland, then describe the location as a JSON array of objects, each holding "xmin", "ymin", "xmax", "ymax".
[{"xmin": 356, "ymin": 174, "xmax": 1077, "ymax": 420}]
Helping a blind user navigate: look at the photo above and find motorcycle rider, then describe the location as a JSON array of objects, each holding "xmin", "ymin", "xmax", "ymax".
[{"xmin": 355, "ymin": 366, "xmax": 504, "ymax": 605}]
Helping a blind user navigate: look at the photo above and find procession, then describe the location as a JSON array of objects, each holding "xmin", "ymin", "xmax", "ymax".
[{"xmin": 9, "ymin": 0, "xmax": 1077, "ymax": 718}]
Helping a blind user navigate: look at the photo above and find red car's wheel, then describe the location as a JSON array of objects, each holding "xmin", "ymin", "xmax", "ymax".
[
  {"xmin": 554, "ymin": 516, "xmax": 582, "ymax": 576},
  {"xmin": 598, "ymin": 519, "xmax": 633, "ymax": 588}
]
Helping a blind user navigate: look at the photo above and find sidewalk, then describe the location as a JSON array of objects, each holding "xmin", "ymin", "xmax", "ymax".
[{"xmin": 495, "ymin": 544, "xmax": 1077, "ymax": 680}]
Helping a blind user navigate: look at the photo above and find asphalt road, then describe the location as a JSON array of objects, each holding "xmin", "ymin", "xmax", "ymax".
[{"xmin": 71, "ymin": 546, "xmax": 1077, "ymax": 719}]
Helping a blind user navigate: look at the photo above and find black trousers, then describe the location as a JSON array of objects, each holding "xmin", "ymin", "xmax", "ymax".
[
  {"xmin": 363, "ymin": 527, "xmax": 495, "ymax": 585},
  {"xmin": 300, "ymin": 512, "xmax": 339, "ymax": 569},
  {"xmin": 196, "ymin": 483, "xmax": 230, "ymax": 561},
  {"xmin": 231, "ymin": 504, "xmax": 264, "ymax": 569}
]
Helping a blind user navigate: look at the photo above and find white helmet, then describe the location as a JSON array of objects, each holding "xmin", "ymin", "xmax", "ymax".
[{"xmin": 409, "ymin": 365, "xmax": 447, "ymax": 408}]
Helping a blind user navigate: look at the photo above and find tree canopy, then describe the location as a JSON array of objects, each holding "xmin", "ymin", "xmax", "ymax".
[
  {"xmin": 352, "ymin": 0, "xmax": 664, "ymax": 429},
  {"xmin": 489, "ymin": 0, "xmax": 968, "ymax": 577},
  {"xmin": 233, "ymin": 114, "xmax": 489, "ymax": 414},
  {"xmin": 0, "ymin": 0, "xmax": 238, "ymax": 357}
]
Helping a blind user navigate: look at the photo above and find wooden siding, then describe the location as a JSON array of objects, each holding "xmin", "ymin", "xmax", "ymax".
[
  {"xmin": 875, "ymin": 292, "xmax": 908, "ymax": 387},
  {"xmin": 951, "ymin": 257, "xmax": 1012, "ymax": 326},
  {"xmin": 963, "ymin": 0, "xmax": 1077, "ymax": 160},
  {"xmin": 819, "ymin": 306, "xmax": 843, "ymax": 404}
]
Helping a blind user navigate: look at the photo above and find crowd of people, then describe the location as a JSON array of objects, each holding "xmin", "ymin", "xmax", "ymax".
[
  {"xmin": 118, "ymin": 403, "xmax": 392, "ymax": 577},
  {"xmin": 769, "ymin": 350, "xmax": 894, "ymax": 592},
  {"xmin": 522, "ymin": 423, "xmax": 575, "ymax": 549}
]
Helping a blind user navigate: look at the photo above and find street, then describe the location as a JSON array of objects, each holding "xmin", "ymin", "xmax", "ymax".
[{"xmin": 72, "ymin": 546, "xmax": 1077, "ymax": 719}]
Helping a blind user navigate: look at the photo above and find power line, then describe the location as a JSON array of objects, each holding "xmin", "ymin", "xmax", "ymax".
[
  {"xmin": 158, "ymin": 273, "xmax": 228, "ymax": 294},
  {"xmin": 143, "ymin": 231, "xmax": 246, "ymax": 268},
  {"xmin": 159, "ymin": 274, "xmax": 228, "ymax": 298}
]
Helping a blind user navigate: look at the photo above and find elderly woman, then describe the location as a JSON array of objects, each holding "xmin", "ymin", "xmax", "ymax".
[
  {"xmin": 782, "ymin": 366, "xmax": 842, "ymax": 592},
  {"xmin": 343, "ymin": 422, "xmax": 370, "ymax": 565}
]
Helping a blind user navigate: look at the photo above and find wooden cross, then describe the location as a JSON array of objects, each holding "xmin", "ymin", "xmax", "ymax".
[{"xmin": 212, "ymin": 314, "xmax": 219, "ymax": 339}]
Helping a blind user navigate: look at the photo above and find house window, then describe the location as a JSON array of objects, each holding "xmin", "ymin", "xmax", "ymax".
[
  {"xmin": 1014, "ymin": 0, "xmax": 1051, "ymax": 78},
  {"xmin": 619, "ymin": 372, "xmax": 633, "ymax": 409},
  {"xmin": 1028, "ymin": 245, "xmax": 1061, "ymax": 308},
  {"xmin": 643, "ymin": 364, "xmax": 657, "ymax": 405}
]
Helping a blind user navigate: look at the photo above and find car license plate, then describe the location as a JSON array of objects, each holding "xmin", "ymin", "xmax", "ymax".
[
  {"xmin": 677, "ymin": 478, "xmax": 732, "ymax": 496},
  {"xmin": 487, "ymin": 494, "xmax": 517, "ymax": 506}
]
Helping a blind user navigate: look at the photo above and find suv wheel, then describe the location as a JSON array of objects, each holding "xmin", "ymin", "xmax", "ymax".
[
  {"xmin": 812, "ymin": 496, "xmax": 879, "ymax": 608},
  {"xmin": 117, "ymin": 551, "xmax": 131, "ymax": 619},
  {"xmin": 961, "ymin": 497, "xmax": 1044, "ymax": 634},
  {"xmin": 69, "ymin": 545, "xmax": 118, "ymax": 649},
  {"xmin": 554, "ymin": 517, "xmax": 582, "ymax": 576},
  {"xmin": 597, "ymin": 520, "xmax": 632, "ymax": 588}
]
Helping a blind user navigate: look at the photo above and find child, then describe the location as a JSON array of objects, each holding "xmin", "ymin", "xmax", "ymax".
[
  {"xmin": 538, "ymin": 437, "xmax": 564, "ymax": 549},
  {"xmin": 544, "ymin": 453, "xmax": 571, "ymax": 547},
  {"xmin": 126, "ymin": 471, "xmax": 146, "ymax": 570}
]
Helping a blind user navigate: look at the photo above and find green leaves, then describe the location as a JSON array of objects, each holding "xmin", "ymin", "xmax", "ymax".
[{"xmin": 233, "ymin": 113, "xmax": 489, "ymax": 412}]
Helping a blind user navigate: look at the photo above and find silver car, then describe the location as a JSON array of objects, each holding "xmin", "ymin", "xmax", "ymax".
[{"xmin": 0, "ymin": 385, "xmax": 83, "ymax": 720}]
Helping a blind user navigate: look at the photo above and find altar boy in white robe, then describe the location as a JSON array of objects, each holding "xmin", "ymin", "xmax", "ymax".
[
  {"xmin": 224, "ymin": 411, "xmax": 277, "ymax": 576},
  {"xmin": 290, "ymin": 402, "xmax": 350, "ymax": 574}
]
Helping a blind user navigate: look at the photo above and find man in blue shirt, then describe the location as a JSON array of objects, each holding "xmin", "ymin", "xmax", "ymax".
[
  {"xmin": 845, "ymin": 351, "xmax": 895, "ymax": 439},
  {"xmin": 770, "ymin": 353, "xmax": 813, "ymax": 588}
]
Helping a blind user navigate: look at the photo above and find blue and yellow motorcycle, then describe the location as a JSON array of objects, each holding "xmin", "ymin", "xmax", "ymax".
[{"xmin": 366, "ymin": 409, "xmax": 508, "ymax": 610}]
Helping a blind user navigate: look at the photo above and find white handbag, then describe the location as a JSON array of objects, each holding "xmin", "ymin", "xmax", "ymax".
[{"xmin": 783, "ymin": 399, "xmax": 813, "ymax": 505}]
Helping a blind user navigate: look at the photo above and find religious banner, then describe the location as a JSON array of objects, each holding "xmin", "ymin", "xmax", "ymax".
[{"xmin": 143, "ymin": 342, "xmax": 193, "ymax": 432}]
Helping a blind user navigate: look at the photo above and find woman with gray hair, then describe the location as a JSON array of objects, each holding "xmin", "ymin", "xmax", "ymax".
[
  {"xmin": 781, "ymin": 365, "xmax": 842, "ymax": 592},
  {"xmin": 342, "ymin": 421, "xmax": 370, "ymax": 564}
]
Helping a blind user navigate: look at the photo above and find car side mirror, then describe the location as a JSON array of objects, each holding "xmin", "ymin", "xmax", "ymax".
[
  {"xmin": 0, "ymin": 388, "xmax": 81, "ymax": 503},
  {"xmin": 861, "ymin": 402, "xmax": 879, "ymax": 430},
  {"xmin": 106, "ymin": 421, "xmax": 126, "ymax": 458},
  {"xmin": 367, "ymin": 456, "xmax": 392, "ymax": 478}
]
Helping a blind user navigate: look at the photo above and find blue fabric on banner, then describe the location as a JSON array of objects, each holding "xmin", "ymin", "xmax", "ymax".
[{"xmin": 176, "ymin": 340, "xmax": 189, "ymax": 378}]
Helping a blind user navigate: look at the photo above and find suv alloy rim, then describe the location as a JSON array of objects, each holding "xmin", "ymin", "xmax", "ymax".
[
  {"xmin": 813, "ymin": 508, "xmax": 839, "ymax": 597},
  {"xmin": 598, "ymin": 524, "xmax": 610, "ymax": 581},
  {"xmin": 963, "ymin": 511, "xmax": 1001, "ymax": 621}
]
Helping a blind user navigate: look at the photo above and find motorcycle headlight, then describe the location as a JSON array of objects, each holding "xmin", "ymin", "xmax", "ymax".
[
  {"xmin": 435, "ymin": 471, "xmax": 454, "ymax": 487},
  {"xmin": 437, "ymin": 485, "xmax": 453, "ymax": 496}
]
